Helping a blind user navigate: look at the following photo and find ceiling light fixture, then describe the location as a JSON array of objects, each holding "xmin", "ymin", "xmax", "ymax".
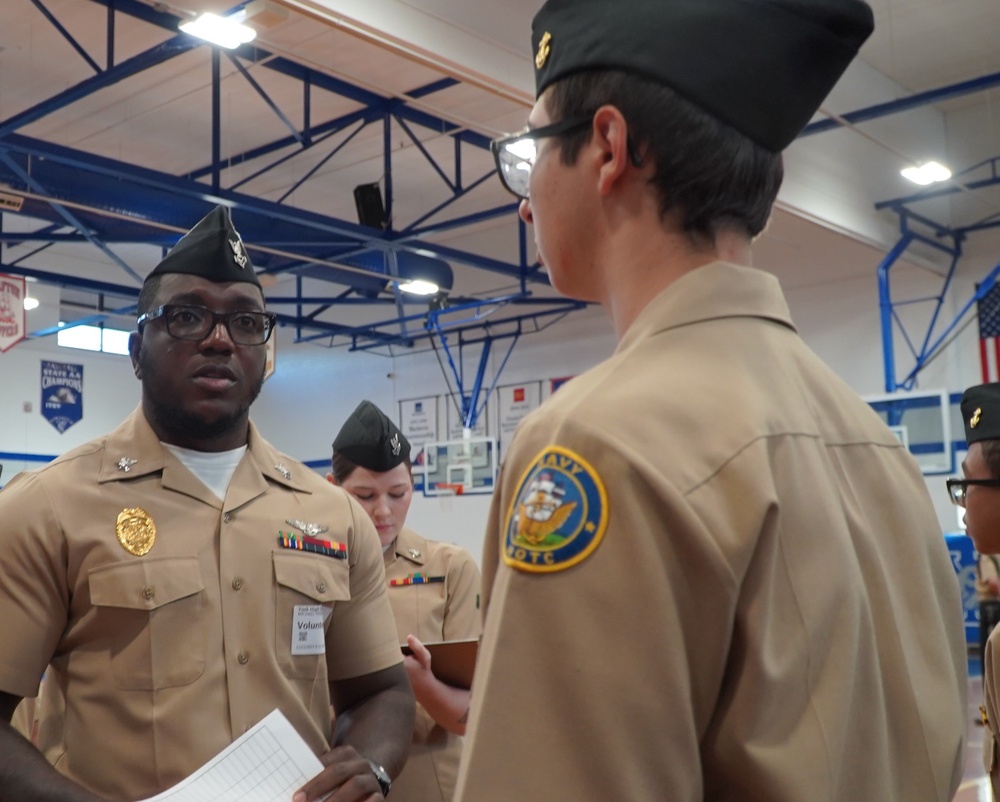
[
  {"xmin": 394, "ymin": 253, "xmax": 454, "ymax": 297},
  {"xmin": 179, "ymin": 11, "xmax": 257, "ymax": 49},
  {"xmin": 23, "ymin": 297, "xmax": 39, "ymax": 311},
  {"xmin": 901, "ymin": 161, "xmax": 952, "ymax": 186}
]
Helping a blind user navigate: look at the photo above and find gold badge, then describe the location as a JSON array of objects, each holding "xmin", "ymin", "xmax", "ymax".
[
  {"xmin": 535, "ymin": 32, "xmax": 552, "ymax": 69},
  {"xmin": 972, "ymin": 407, "xmax": 982, "ymax": 428},
  {"xmin": 116, "ymin": 507, "xmax": 156, "ymax": 556}
]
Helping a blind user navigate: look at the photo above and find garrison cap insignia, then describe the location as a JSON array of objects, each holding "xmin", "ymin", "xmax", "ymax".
[
  {"xmin": 116, "ymin": 456, "xmax": 138, "ymax": 473},
  {"xmin": 229, "ymin": 237, "xmax": 248, "ymax": 269},
  {"xmin": 116, "ymin": 507, "xmax": 156, "ymax": 556},
  {"xmin": 503, "ymin": 445, "xmax": 607, "ymax": 573},
  {"xmin": 972, "ymin": 407, "xmax": 982, "ymax": 429},
  {"xmin": 535, "ymin": 31, "xmax": 552, "ymax": 70}
]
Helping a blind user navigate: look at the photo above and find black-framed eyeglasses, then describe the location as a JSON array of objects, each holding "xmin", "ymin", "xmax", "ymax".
[
  {"xmin": 946, "ymin": 477, "xmax": 1000, "ymax": 506},
  {"xmin": 137, "ymin": 304, "xmax": 276, "ymax": 346},
  {"xmin": 490, "ymin": 115, "xmax": 644, "ymax": 200}
]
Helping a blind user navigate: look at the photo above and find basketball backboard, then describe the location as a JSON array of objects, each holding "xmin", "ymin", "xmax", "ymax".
[
  {"xmin": 420, "ymin": 435, "xmax": 498, "ymax": 496},
  {"xmin": 864, "ymin": 389, "xmax": 953, "ymax": 475}
]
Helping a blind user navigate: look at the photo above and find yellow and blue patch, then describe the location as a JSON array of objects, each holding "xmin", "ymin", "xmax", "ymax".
[{"xmin": 503, "ymin": 446, "xmax": 608, "ymax": 573}]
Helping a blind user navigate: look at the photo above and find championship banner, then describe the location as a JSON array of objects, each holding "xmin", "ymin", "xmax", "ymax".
[
  {"xmin": 41, "ymin": 361, "xmax": 84, "ymax": 433},
  {"xmin": 0, "ymin": 274, "xmax": 26, "ymax": 353}
]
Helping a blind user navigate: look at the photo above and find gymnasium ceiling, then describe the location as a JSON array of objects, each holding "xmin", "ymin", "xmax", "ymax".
[{"xmin": 1, "ymin": 0, "xmax": 999, "ymax": 357}]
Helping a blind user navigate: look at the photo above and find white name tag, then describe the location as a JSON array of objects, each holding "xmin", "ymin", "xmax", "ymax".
[{"xmin": 292, "ymin": 604, "xmax": 329, "ymax": 655}]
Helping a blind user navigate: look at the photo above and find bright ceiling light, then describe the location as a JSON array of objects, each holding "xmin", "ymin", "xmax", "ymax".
[
  {"xmin": 23, "ymin": 297, "xmax": 39, "ymax": 311},
  {"xmin": 901, "ymin": 161, "xmax": 952, "ymax": 186},
  {"xmin": 397, "ymin": 279, "xmax": 441, "ymax": 296},
  {"xmin": 179, "ymin": 12, "xmax": 257, "ymax": 49}
]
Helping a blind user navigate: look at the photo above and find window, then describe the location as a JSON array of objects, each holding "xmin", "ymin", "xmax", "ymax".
[{"xmin": 57, "ymin": 324, "xmax": 130, "ymax": 356}]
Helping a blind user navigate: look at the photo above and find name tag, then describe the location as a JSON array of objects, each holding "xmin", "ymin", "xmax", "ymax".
[{"xmin": 292, "ymin": 604, "xmax": 329, "ymax": 655}]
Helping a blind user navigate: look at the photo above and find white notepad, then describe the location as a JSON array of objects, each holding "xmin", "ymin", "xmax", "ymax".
[{"xmin": 138, "ymin": 709, "xmax": 323, "ymax": 802}]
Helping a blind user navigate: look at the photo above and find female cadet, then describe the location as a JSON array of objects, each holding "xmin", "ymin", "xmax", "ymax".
[{"xmin": 329, "ymin": 400, "xmax": 482, "ymax": 802}]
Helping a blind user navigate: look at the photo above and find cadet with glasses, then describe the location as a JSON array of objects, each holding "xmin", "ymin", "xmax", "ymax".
[
  {"xmin": 455, "ymin": 1, "xmax": 967, "ymax": 800},
  {"xmin": 0, "ymin": 206, "xmax": 413, "ymax": 802},
  {"xmin": 954, "ymin": 384, "xmax": 1000, "ymax": 796}
]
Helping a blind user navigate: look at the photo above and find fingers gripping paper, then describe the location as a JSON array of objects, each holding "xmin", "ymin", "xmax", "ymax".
[{"xmin": 138, "ymin": 709, "xmax": 324, "ymax": 802}]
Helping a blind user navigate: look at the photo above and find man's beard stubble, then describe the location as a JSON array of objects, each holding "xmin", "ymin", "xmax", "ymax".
[{"xmin": 140, "ymin": 349, "xmax": 265, "ymax": 448}]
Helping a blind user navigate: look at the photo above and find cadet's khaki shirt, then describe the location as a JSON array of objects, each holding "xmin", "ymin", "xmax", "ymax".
[
  {"xmin": 0, "ymin": 408, "xmax": 402, "ymax": 800},
  {"xmin": 386, "ymin": 528, "xmax": 481, "ymax": 802},
  {"xmin": 983, "ymin": 627, "xmax": 1000, "ymax": 793},
  {"xmin": 455, "ymin": 261, "xmax": 967, "ymax": 802}
]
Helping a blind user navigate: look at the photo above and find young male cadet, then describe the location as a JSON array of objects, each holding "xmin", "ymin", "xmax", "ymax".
[
  {"xmin": 0, "ymin": 206, "xmax": 413, "ymax": 802},
  {"xmin": 954, "ymin": 384, "xmax": 1000, "ymax": 797},
  {"xmin": 455, "ymin": 1, "xmax": 967, "ymax": 800}
]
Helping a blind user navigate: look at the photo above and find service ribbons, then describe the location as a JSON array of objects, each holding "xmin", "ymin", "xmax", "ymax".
[
  {"xmin": 278, "ymin": 532, "xmax": 347, "ymax": 559},
  {"xmin": 390, "ymin": 573, "xmax": 445, "ymax": 587}
]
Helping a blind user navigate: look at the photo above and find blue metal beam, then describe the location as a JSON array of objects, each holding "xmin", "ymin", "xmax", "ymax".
[
  {"xmin": 29, "ymin": 0, "xmax": 103, "ymax": 75},
  {"xmin": 0, "ymin": 35, "xmax": 199, "ymax": 138},
  {"xmin": 801, "ymin": 70, "xmax": 1000, "ymax": 138}
]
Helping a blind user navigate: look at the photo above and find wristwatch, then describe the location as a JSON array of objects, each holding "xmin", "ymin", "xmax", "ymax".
[{"xmin": 366, "ymin": 758, "xmax": 392, "ymax": 798}]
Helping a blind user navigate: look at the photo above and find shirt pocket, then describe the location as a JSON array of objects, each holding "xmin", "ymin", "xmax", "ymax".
[
  {"xmin": 273, "ymin": 552, "xmax": 350, "ymax": 680},
  {"xmin": 88, "ymin": 557, "xmax": 206, "ymax": 690}
]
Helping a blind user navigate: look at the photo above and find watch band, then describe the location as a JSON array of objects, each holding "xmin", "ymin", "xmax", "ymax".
[{"xmin": 365, "ymin": 758, "xmax": 392, "ymax": 798}]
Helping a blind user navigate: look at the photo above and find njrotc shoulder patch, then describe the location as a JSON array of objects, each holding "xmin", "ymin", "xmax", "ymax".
[{"xmin": 503, "ymin": 446, "xmax": 608, "ymax": 573}]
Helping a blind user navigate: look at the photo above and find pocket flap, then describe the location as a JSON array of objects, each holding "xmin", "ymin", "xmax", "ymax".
[
  {"xmin": 273, "ymin": 552, "xmax": 349, "ymax": 602},
  {"xmin": 89, "ymin": 557, "xmax": 204, "ymax": 611}
]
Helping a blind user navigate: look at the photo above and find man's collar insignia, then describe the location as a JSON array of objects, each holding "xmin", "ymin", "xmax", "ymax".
[{"xmin": 116, "ymin": 457, "xmax": 138, "ymax": 473}]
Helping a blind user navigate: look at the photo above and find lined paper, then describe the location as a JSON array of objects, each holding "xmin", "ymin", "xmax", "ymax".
[{"xmin": 139, "ymin": 710, "xmax": 323, "ymax": 802}]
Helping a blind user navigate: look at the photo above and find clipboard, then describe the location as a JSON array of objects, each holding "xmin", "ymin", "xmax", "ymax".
[{"xmin": 401, "ymin": 638, "xmax": 479, "ymax": 690}]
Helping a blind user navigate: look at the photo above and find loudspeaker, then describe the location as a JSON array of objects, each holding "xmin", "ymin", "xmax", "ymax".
[{"xmin": 354, "ymin": 183, "xmax": 387, "ymax": 230}]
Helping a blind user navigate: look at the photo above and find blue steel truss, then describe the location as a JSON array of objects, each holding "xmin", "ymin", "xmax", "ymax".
[
  {"xmin": 874, "ymin": 156, "xmax": 1000, "ymax": 392},
  {"xmin": 5, "ymin": 1, "xmax": 1000, "ymax": 426},
  {"xmin": 0, "ymin": 0, "xmax": 572, "ymax": 427}
]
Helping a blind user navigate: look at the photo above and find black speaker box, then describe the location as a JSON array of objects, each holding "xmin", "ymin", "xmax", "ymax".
[{"xmin": 354, "ymin": 183, "xmax": 387, "ymax": 230}]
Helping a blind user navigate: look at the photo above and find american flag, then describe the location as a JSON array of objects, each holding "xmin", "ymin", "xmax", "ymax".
[{"xmin": 979, "ymin": 282, "xmax": 1000, "ymax": 381}]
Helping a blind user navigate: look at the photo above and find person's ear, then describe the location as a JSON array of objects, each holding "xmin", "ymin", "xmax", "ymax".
[
  {"xmin": 326, "ymin": 473, "xmax": 336, "ymax": 485},
  {"xmin": 592, "ymin": 105, "xmax": 632, "ymax": 196}
]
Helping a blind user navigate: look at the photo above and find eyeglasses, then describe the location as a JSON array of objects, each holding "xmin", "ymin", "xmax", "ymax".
[
  {"xmin": 946, "ymin": 477, "xmax": 1000, "ymax": 506},
  {"xmin": 137, "ymin": 304, "xmax": 276, "ymax": 346},
  {"xmin": 490, "ymin": 115, "xmax": 644, "ymax": 200}
]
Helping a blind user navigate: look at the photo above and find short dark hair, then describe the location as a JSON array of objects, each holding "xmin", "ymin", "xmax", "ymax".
[
  {"xmin": 136, "ymin": 275, "xmax": 164, "ymax": 318},
  {"xmin": 983, "ymin": 440, "xmax": 1000, "ymax": 480},
  {"xmin": 331, "ymin": 451, "xmax": 413, "ymax": 483},
  {"xmin": 546, "ymin": 70, "xmax": 784, "ymax": 243}
]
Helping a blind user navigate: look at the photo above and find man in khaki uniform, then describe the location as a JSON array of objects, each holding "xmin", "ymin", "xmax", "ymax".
[
  {"xmin": 455, "ymin": 0, "xmax": 967, "ymax": 799},
  {"xmin": 331, "ymin": 401, "xmax": 481, "ymax": 802},
  {"xmin": 952, "ymin": 385, "xmax": 1000, "ymax": 794},
  {"xmin": 0, "ymin": 207, "xmax": 413, "ymax": 801}
]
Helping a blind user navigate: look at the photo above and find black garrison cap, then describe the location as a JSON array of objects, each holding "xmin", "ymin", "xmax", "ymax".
[
  {"xmin": 333, "ymin": 400, "xmax": 411, "ymax": 472},
  {"xmin": 530, "ymin": 0, "xmax": 874, "ymax": 153},
  {"xmin": 962, "ymin": 384, "xmax": 1000, "ymax": 445},
  {"xmin": 145, "ymin": 205, "xmax": 261, "ymax": 287}
]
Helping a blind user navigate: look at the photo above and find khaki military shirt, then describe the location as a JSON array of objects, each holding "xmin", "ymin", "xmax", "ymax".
[
  {"xmin": 455, "ymin": 262, "xmax": 967, "ymax": 802},
  {"xmin": 983, "ymin": 627, "xmax": 1000, "ymax": 793},
  {"xmin": 0, "ymin": 407, "xmax": 402, "ymax": 800},
  {"xmin": 385, "ymin": 528, "xmax": 481, "ymax": 802}
]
